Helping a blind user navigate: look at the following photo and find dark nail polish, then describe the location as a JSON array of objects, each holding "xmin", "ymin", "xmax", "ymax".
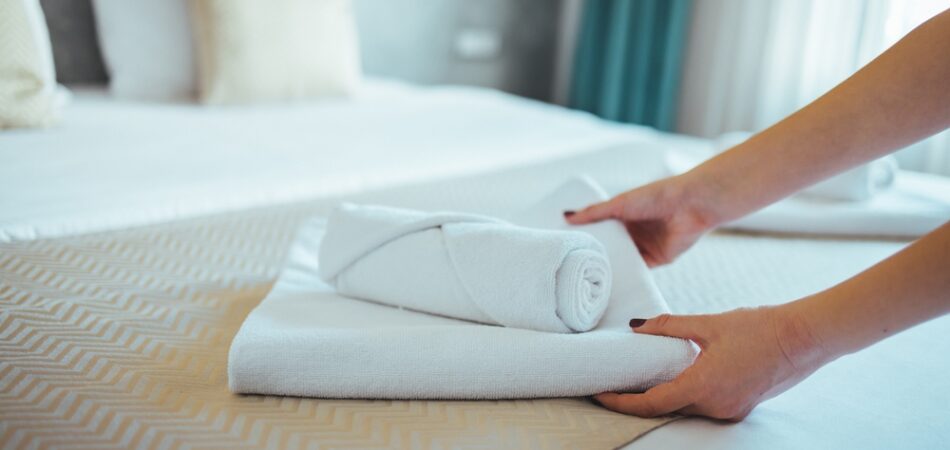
[
  {"xmin": 629, "ymin": 318, "xmax": 647, "ymax": 328},
  {"xmin": 590, "ymin": 396, "xmax": 602, "ymax": 406},
  {"xmin": 563, "ymin": 210, "xmax": 576, "ymax": 217}
]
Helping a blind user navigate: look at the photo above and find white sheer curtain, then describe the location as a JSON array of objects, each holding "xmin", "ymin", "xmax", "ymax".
[{"xmin": 677, "ymin": 0, "xmax": 950, "ymax": 175}]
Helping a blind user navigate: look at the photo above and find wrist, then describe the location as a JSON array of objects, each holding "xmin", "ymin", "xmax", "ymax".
[
  {"xmin": 674, "ymin": 169, "xmax": 732, "ymax": 230},
  {"xmin": 770, "ymin": 300, "xmax": 837, "ymax": 373},
  {"xmin": 680, "ymin": 138, "xmax": 790, "ymax": 226}
]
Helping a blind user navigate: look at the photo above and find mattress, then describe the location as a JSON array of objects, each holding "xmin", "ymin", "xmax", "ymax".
[
  {"xmin": 2, "ymin": 81, "xmax": 948, "ymax": 449},
  {"xmin": 0, "ymin": 78, "xmax": 674, "ymax": 242}
]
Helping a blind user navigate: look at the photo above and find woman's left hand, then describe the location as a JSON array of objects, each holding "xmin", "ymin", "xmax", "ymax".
[{"xmin": 595, "ymin": 304, "xmax": 831, "ymax": 421}]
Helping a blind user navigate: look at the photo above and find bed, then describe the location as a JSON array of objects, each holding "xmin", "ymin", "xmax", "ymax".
[{"xmin": 2, "ymin": 80, "xmax": 948, "ymax": 449}]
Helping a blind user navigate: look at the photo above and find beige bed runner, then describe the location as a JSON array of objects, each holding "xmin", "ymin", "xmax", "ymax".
[{"xmin": 0, "ymin": 202, "xmax": 674, "ymax": 450}]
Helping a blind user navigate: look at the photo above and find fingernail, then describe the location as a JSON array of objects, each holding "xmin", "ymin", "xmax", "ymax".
[
  {"xmin": 563, "ymin": 210, "xmax": 576, "ymax": 217},
  {"xmin": 590, "ymin": 396, "xmax": 603, "ymax": 406},
  {"xmin": 629, "ymin": 318, "xmax": 647, "ymax": 328}
]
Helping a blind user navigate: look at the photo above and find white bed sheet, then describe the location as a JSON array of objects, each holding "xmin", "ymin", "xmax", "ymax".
[
  {"xmin": 0, "ymin": 78, "xmax": 665, "ymax": 242},
  {"xmin": 2, "ymin": 79, "xmax": 947, "ymax": 448},
  {"xmin": 630, "ymin": 234, "xmax": 949, "ymax": 450}
]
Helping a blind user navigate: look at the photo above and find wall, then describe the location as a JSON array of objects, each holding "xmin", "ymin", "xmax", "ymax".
[
  {"xmin": 551, "ymin": 0, "xmax": 582, "ymax": 106},
  {"xmin": 353, "ymin": 0, "xmax": 561, "ymax": 101}
]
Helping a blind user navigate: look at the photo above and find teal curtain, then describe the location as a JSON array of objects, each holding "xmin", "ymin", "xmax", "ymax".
[{"xmin": 570, "ymin": 0, "xmax": 693, "ymax": 131}]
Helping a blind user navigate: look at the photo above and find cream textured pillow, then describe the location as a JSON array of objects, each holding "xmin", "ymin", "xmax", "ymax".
[
  {"xmin": 0, "ymin": 0, "xmax": 66, "ymax": 129},
  {"xmin": 189, "ymin": 0, "xmax": 361, "ymax": 105}
]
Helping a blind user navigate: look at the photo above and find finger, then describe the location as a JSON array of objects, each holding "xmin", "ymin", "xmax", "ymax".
[
  {"xmin": 679, "ymin": 403, "xmax": 749, "ymax": 422},
  {"xmin": 629, "ymin": 226, "xmax": 665, "ymax": 268},
  {"xmin": 633, "ymin": 314, "xmax": 708, "ymax": 346},
  {"xmin": 594, "ymin": 378, "xmax": 695, "ymax": 417},
  {"xmin": 565, "ymin": 197, "xmax": 623, "ymax": 225},
  {"xmin": 642, "ymin": 254, "xmax": 660, "ymax": 268}
]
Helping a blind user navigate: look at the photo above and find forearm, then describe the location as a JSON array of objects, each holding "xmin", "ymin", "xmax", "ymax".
[
  {"xmin": 685, "ymin": 9, "xmax": 950, "ymax": 225},
  {"xmin": 784, "ymin": 221, "xmax": 950, "ymax": 363}
]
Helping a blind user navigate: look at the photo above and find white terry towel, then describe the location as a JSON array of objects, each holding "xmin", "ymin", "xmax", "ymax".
[
  {"xmin": 662, "ymin": 136, "xmax": 950, "ymax": 237},
  {"xmin": 317, "ymin": 204, "xmax": 612, "ymax": 333},
  {"xmin": 706, "ymin": 132, "xmax": 900, "ymax": 201},
  {"xmin": 228, "ymin": 177, "xmax": 697, "ymax": 399},
  {"xmin": 723, "ymin": 171, "xmax": 950, "ymax": 237}
]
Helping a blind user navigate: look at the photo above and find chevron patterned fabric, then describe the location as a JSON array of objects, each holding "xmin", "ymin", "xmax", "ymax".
[{"xmin": 0, "ymin": 201, "xmax": 674, "ymax": 449}]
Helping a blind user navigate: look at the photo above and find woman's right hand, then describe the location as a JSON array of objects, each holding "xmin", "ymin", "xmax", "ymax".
[{"xmin": 565, "ymin": 174, "xmax": 721, "ymax": 267}]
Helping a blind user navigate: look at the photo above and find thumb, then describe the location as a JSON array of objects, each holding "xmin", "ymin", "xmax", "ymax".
[
  {"xmin": 631, "ymin": 314, "xmax": 708, "ymax": 346},
  {"xmin": 565, "ymin": 196, "xmax": 624, "ymax": 225}
]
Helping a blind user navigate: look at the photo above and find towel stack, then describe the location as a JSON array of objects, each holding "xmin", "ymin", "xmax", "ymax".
[
  {"xmin": 318, "ymin": 203, "xmax": 613, "ymax": 333},
  {"xmin": 228, "ymin": 178, "xmax": 696, "ymax": 399}
]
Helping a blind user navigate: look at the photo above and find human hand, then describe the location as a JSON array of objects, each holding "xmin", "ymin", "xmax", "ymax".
[
  {"xmin": 564, "ymin": 175, "xmax": 720, "ymax": 267},
  {"xmin": 594, "ymin": 305, "xmax": 831, "ymax": 421}
]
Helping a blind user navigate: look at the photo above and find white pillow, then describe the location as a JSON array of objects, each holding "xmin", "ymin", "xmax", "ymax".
[
  {"xmin": 189, "ymin": 0, "xmax": 361, "ymax": 105},
  {"xmin": 0, "ymin": 0, "xmax": 67, "ymax": 129},
  {"xmin": 91, "ymin": 0, "xmax": 196, "ymax": 101}
]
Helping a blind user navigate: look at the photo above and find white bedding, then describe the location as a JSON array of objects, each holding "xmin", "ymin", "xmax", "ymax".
[
  {"xmin": 0, "ymin": 78, "xmax": 666, "ymax": 242},
  {"xmin": 1, "ymin": 79, "xmax": 947, "ymax": 449},
  {"xmin": 633, "ymin": 233, "xmax": 949, "ymax": 450}
]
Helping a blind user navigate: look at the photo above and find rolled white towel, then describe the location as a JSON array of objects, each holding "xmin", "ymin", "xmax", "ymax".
[
  {"xmin": 317, "ymin": 203, "xmax": 612, "ymax": 333},
  {"xmin": 802, "ymin": 157, "xmax": 898, "ymax": 201}
]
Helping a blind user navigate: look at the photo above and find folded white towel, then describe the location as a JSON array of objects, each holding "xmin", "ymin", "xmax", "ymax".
[
  {"xmin": 708, "ymin": 132, "xmax": 900, "ymax": 201},
  {"xmin": 802, "ymin": 157, "xmax": 898, "ymax": 201},
  {"xmin": 318, "ymin": 204, "xmax": 612, "ymax": 332},
  {"xmin": 662, "ymin": 140, "xmax": 950, "ymax": 237},
  {"xmin": 726, "ymin": 171, "xmax": 950, "ymax": 237},
  {"xmin": 228, "ymin": 177, "xmax": 697, "ymax": 399}
]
